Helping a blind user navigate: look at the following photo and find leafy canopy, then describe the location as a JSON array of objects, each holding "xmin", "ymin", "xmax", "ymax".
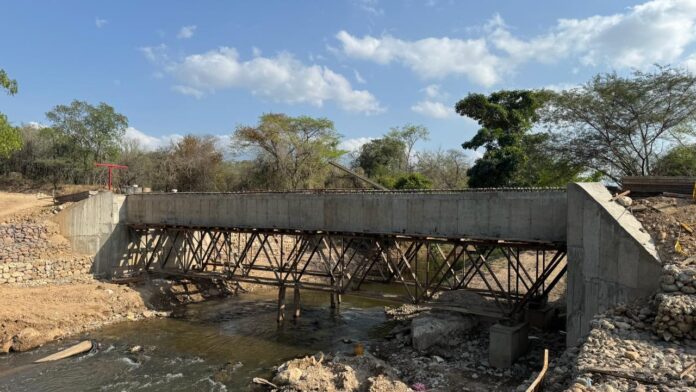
[
  {"xmin": 46, "ymin": 100, "xmax": 128, "ymax": 182},
  {"xmin": 0, "ymin": 114, "xmax": 22, "ymax": 159},
  {"xmin": 0, "ymin": 69, "xmax": 18, "ymax": 96},
  {"xmin": 543, "ymin": 66, "xmax": 696, "ymax": 182},
  {"xmin": 456, "ymin": 90, "xmax": 551, "ymax": 187},
  {"xmin": 233, "ymin": 113, "xmax": 344, "ymax": 190},
  {"xmin": 652, "ymin": 144, "xmax": 696, "ymax": 176}
]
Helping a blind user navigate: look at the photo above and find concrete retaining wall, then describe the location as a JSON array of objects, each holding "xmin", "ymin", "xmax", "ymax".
[
  {"xmin": 566, "ymin": 183, "xmax": 661, "ymax": 346},
  {"xmin": 53, "ymin": 191, "xmax": 128, "ymax": 277},
  {"xmin": 125, "ymin": 191, "xmax": 568, "ymax": 243}
]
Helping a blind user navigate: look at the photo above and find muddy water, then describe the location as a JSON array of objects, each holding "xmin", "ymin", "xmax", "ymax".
[{"xmin": 0, "ymin": 291, "xmax": 394, "ymax": 391}]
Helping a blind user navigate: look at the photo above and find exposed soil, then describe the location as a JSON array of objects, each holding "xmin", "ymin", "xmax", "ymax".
[
  {"xmin": 0, "ymin": 191, "xmax": 167, "ymax": 354},
  {"xmin": 0, "ymin": 193, "xmax": 53, "ymax": 222},
  {"xmin": 0, "ymin": 281, "xmax": 162, "ymax": 353}
]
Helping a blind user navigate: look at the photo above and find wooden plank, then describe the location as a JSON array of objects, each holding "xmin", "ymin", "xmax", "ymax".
[{"xmin": 525, "ymin": 349, "xmax": 549, "ymax": 392}]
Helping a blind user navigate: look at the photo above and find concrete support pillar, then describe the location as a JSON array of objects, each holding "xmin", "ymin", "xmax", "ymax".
[
  {"xmin": 489, "ymin": 322, "xmax": 529, "ymax": 368},
  {"xmin": 293, "ymin": 286, "xmax": 301, "ymax": 319},
  {"xmin": 277, "ymin": 286, "xmax": 286, "ymax": 323}
]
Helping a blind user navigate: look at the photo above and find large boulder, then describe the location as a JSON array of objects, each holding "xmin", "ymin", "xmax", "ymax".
[{"xmin": 411, "ymin": 312, "xmax": 477, "ymax": 352}]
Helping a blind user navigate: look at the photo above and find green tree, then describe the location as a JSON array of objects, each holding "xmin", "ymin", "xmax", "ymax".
[
  {"xmin": 0, "ymin": 69, "xmax": 18, "ymax": 95},
  {"xmin": 46, "ymin": 100, "xmax": 128, "ymax": 183},
  {"xmin": 0, "ymin": 69, "xmax": 21, "ymax": 159},
  {"xmin": 0, "ymin": 114, "xmax": 21, "ymax": 159},
  {"xmin": 233, "ymin": 113, "xmax": 344, "ymax": 190},
  {"xmin": 354, "ymin": 137, "xmax": 406, "ymax": 182},
  {"xmin": 393, "ymin": 173, "xmax": 432, "ymax": 190},
  {"xmin": 652, "ymin": 144, "xmax": 696, "ymax": 176},
  {"xmin": 456, "ymin": 90, "xmax": 550, "ymax": 187},
  {"xmin": 543, "ymin": 66, "xmax": 696, "ymax": 182},
  {"xmin": 387, "ymin": 124, "xmax": 429, "ymax": 171}
]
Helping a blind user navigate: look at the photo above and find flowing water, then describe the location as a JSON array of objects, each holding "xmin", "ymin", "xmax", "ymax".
[{"xmin": 0, "ymin": 291, "xmax": 396, "ymax": 391}]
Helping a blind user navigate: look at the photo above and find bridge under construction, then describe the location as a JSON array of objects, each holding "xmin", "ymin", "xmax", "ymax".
[{"xmin": 55, "ymin": 183, "xmax": 661, "ymax": 364}]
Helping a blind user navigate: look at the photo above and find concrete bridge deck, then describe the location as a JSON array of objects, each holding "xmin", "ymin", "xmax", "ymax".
[{"xmin": 126, "ymin": 189, "xmax": 568, "ymax": 244}]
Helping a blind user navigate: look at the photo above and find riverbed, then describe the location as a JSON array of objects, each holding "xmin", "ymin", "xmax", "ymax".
[{"xmin": 0, "ymin": 290, "xmax": 393, "ymax": 391}]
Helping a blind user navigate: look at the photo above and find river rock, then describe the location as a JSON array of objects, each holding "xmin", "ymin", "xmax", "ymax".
[
  {"xmin": 12, "ymin": 327, "xmax": 44, "ymax": 352},
  {"xmin": 411, "ymin": 312, "xmax": 477, "ymax": 352}
]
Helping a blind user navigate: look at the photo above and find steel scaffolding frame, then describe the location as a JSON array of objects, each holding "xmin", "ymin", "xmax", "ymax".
[{"xmin": 124, "ymin": 224, "xmax": 566, "ymax": 319}]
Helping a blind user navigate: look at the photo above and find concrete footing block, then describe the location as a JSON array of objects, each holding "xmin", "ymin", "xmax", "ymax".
[
  {"xmin": 526, "ymin": 306, "xmax": 555, "ymax": 330},
  {"xmin": 489, "ymin": 322, "xmax": 529, "ymax": 368}
]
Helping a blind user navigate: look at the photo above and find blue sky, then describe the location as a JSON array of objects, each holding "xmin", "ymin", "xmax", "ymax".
[{"xmin": 2, "ymin": 0, "xmax": 696, "ymax": 156}]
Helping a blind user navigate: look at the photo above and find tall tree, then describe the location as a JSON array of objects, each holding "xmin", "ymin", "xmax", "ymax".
[
  {"xmin": 543, "ymin": 66, "xmax": 696, "ymax": 182},
  {"xmin": 46, "ymin": 100, "xmax": 128, "ymax": 183},
  {"xmin": 456, "ymin": 90, "xmax": 550, "ymax": 187},
  {"xmin": 233, "ymin": 113, "xmax": 344, "ymax": 190},
  {"xmin": 353, "ymin": 137, "xmax": 407, "ymax": 185},
  {"xmin": 387, "ymin": 124, "xmax": 429, "ymax": 171}
]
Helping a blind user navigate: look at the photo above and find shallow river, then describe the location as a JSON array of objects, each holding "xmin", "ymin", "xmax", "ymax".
[{"xmin": 0, "ymin": 291, "xmax": 394, "ymax": 391}]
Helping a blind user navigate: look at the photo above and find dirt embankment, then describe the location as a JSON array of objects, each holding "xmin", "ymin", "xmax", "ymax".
[
  {"xmin": 0, "ymin": 191, "xmax": 166, "ymax": 354},
  {"xmin": 0, "ymin": 282, "xmax": 165, "ymax": 353}
]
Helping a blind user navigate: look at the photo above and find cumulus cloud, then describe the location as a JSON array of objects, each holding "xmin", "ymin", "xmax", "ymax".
[
  {"xmin": 411, "ymin": 100, "xmax": 454, "ymax": 119},
  {"xmin": 177, "ymin": 25, "xmax": 197, "ymax": 39},
  {"xmin": 489, "ymin": 0, "xmax": 696, "ymax": 69},
  {"xmin": 159, "ymin": 47, "xmax": 383, "ymax": 114},
  {"xmin": 124, "ymin": 127, "xmax": 183, "ymax": 150},
  {"xmin": 336, "ymin": 0, "xmax": 696, "ymax": 85},
  {"xmin": 95, "ymin": 17, "xmax": 108, "ymax": 28},
  {"xmin": 336, "ymin": 30, "xmax": 502, "ymax": 86},
  {"xmin": 339, "ymin": 136, "xmax": 373, "ymax": 152},
  {"xmin": 25, "ymin": 121, "xmax": 48, "ymax": 129}
]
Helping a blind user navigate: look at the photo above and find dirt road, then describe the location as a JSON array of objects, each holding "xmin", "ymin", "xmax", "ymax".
[{"xmin": 0, "ymin": 192, "xmax": 53, "ymax": 221}]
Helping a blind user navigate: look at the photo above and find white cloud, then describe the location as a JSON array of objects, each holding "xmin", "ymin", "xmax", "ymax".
[
  {"xmin": 140, "ymin": 44, "xmax": 168, "ymax": 63},
  {"xmin": 423, "ymin": 84, "xmax": 444, "ymax": 99},
  {"xmin": 124, "ymin": 127, "xmax": 183, "ymax": 151},
  {"xmin": 25, "ymin": 121, "xmax": 47, "ymax": 129},
  {"xmin": 335, "ymin": 30, "xmax": 503, "ymax": 86},
  {"xmin": 683, "ymin": 53, "xmax": 696, "ymax": 72},
  {"xmin": 177, "ymin": 25, "xmax": 197, "ymax": 39},
  {"xmin": 543, "ymin": 82, "xmax": 581, "ymax": 92},
  {"xmin": 411, "ymin": 100, "xmax": 455, "ymax": 119},
  {"xmin": 95, "ymin": 17, "xmax": 108, "ymax": 28},
  {"xmin": 336, "ymin": 0, "xmax": 696, "ymax": 85},
  {"xmin": 489, "ymin": 0, "xmax": 696, "ymax": 69},
  {"xmin": 161, "ymin": 47, "xmax": 384, "ymax": 114},
  {"xmin": 339, "ymin": 137, "xmax": 373, "ymax": 152}
]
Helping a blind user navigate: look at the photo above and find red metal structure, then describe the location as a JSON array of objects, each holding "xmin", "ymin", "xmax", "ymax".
[{"xmin": 95, "ymin": 163, "xmax": 128, "ymax": 191}]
